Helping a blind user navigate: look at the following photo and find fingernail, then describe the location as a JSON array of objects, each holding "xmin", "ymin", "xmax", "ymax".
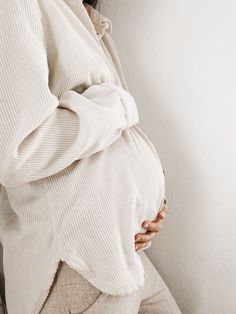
[
  {"xmin": 136, "ymin": 236, "xmax": 141, "ymax": 242},
  {"xmin": 143, "ymin": 223, "xmax": 149, "ymax": 229},
  {"xmin": 135, "ymin": 245, "xmax": 139, "ymax": 250}
]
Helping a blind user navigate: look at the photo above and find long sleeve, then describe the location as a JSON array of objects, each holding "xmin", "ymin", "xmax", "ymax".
[{"xmin": 0, "ymin": 1, "xmax": 139, "ymax": 188}]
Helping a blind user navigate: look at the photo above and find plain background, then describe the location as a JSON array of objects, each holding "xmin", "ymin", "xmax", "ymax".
[
  {"xmin": 1, "ymin": 0, "xmax": 236, "ymax": 313},
  {"xmin": 100, "ymin": 0, "xmax": 236, "ymax": 313}
]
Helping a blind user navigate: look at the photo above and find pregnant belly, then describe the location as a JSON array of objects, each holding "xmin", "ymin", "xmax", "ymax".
[
  {"xmin": 109, "ymin": 124, "xmax": 166, "ymax": 234},
  {"xmin": 40, "ymin": 123, "xmax": 166, "ymax": 243}
]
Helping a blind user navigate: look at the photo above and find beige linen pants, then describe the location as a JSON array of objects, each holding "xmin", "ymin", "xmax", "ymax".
[{"xmin": 40, "ymin": 251, "xmax": 181, "ymax": 314}]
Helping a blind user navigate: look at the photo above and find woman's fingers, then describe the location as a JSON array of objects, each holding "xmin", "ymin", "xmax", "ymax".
[
  {"xmin": 135, "ymin": 230, "xmax": 157, "ymax": 243},
  {"xmin": 133, "ymin": 198, "xmax": 170, "ymax": 251},
  {"xmin": 156, "ymin": 203, "xmax": 169, "ymax": 221},
  {"xmin": 135, "ymin": 241, "xmax": 151, "ymax": 251},
  {"xmin": 142, "ymin": 219, "xmax": 163, "ymax": 232}
]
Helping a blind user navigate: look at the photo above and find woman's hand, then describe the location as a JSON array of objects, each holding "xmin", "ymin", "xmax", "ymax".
[{"xmin": 134, "ymin": 198, "xmax": 169, "ymax": 252}]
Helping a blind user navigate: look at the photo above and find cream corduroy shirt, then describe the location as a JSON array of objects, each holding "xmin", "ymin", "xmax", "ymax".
[{"xmin": 0, "ymin": 1, "xmax": 166, "ymax": 313}]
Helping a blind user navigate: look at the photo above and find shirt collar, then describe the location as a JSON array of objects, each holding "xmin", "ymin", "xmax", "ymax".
[{"xmin": 83, "ymin": 3, "xmax": 112, "ymax": 39}]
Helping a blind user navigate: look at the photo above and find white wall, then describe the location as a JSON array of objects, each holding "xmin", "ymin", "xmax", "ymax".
[{"xmin": 101, "ymin": 1, "xmax": 236, "ymax": 313}]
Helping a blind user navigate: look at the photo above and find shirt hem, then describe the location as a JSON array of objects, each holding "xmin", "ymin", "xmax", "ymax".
[{"xmin": 35, "ymin": 252, "xmax": 145, "ymax": 314}]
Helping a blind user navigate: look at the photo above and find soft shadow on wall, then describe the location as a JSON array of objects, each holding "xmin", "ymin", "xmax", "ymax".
[
  {"xmin": 101, "ymin": 0, "xmax": 236, "ymax": 314},
  {"xmin": 100, "ymin": 1, "xmax": 203, "ymax": 312}
]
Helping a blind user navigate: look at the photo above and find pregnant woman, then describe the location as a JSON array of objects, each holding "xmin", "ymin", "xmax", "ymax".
[{"xmin": 0, "ymin": 0, "xmax": 181, "ymax": 313}]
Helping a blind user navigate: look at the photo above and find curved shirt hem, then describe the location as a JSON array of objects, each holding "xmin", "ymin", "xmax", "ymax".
[{"xmin": 36, "ymin": 253, "xmax": 145, "ymax": 314}]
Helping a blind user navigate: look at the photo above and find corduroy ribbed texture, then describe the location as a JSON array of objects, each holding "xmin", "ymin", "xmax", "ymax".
[{"xmin": 0, "ymin": 1, "xmax": 165, "ymax": 313}]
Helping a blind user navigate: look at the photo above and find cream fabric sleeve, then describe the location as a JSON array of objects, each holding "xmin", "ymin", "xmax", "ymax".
[{"xmin": 0, "ymin": 1, "xmax": 139, "ymax": 188}]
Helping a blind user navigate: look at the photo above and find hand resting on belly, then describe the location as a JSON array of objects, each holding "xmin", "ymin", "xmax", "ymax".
[{"xmin": 134, "ymin": 197, "xmax": 169, "ymax": 252}]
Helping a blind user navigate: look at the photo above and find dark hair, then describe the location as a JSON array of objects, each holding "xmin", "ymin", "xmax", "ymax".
[{"xmin": 83, "ymin": 0, "xmax": 98, "ymax": 8}]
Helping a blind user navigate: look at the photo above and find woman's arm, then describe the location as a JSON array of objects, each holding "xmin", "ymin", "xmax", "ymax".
[{"xmin": 0, "ymin": 1, "xmax": 139, "ymax": 188}]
